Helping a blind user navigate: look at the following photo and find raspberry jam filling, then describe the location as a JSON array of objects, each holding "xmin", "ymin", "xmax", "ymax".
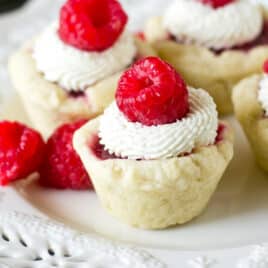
[
  {"xmin": 90, "ymin": 124, "xmax": 225, "ymax": 161},
  {"xmin": 199, "ymin": 0, "xmax": 235, "ymax": 9},
  {"xmin": 168, "ymin": 22, "xmax": 268, "ymax": 54},
  {"xmin": 263, "ymin": 59, "xmax": 268, "ymax": 74},
  {"xmin": 215, "ymin": 123, "xmax": 225, "ymax": 143},
  {"xmin": 90, "ymin": 134, "xmax": 119, "ymax": 160},
  {"xmin": 68, "ymin": 90, "xmax": 86, "ymax": 98},
  {"xmin": 216, "ymin": 22, "xmax": 268, "ymax": 54}
]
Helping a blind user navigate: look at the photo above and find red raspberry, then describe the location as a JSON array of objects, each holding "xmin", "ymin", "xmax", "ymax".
[
  {"xmin": 199, "ymin": 0, "xmax": 235, "ymax": 8},
  {"xmin": 39, "ymin": 120, "xmax": 93, "ymax": 190},
  {"xmin": 58, "ymin": 0, "xmax": 128, "ymax": 52},
  {"xmin": 263, "ymin": 60, "xmax": 268, "ymax": 74},
  {"xmin": 0, "ymin": 121, "xmax": 45, "ymax": 186},
  {"xmin": 116, "ymin": 57, "xmax": 189, "ymax": 126}
]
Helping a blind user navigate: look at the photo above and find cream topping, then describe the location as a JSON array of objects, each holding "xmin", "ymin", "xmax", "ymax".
[
  {"xmin": 163, "ymin": 0, "xmax": 263, "ymax": 50},
  {"xmin": 33, "ymin": 23, "xmax": 137, "ymax": 91},
  {"xmin": 259, "ymin": 74, "xmax": 268, "ymax": 115},
  {"xmin": 99, "ymin": 87, "xmax": 218, "ymax": 160}
]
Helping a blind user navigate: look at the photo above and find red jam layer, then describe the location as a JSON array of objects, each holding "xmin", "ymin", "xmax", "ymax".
[
  {"xmin": 90, "ymin": 124, "xmax": 226, "ymax": 161},
  {"xmin": 168, "ymin": 22, "xmax": 268, "ymax": 54},
  {"xmin": 216, "ymin": 22, "xmax": 268, "ymax": 54},
  {"xmin": 215, "ymin": 123, "xmax": 225, "ymax": 143},
  {"xmin": 90, "ymin": 134, "xmax": 119, "ymax": 160},
  {"xmin": 68, "ymin": 90, "xmax": 86, "ymax": 98}
]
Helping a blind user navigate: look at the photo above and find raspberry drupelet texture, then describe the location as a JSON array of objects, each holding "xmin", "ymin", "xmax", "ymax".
[
  {"xmin": 39, "ymin": 120, "xmax": 93, "ymax": 190},
  {"xmin": 199, "ymin": 0, "xmax": 235, "ymax": 8},
  {"xmin": 58, "ymin": 0, "xmax": 128, "ymax": 52},
  {"xmin": 0, "ymin": 121, "xmax": 45, "ymax": 186},
  {"xmin": 116, "ymin": 56, "xmax": 189, "ymax": 126}
]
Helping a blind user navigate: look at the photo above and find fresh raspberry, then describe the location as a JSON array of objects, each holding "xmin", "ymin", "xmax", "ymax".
[
  {"xmin": 0, "ymin": 121, "xmax": 45, "ymax": 186},
  {"xmin": 58, "ymin": 0, "xmax": 128, "ymax": 52},
  {"xmin": 116, "ymin": 57, "xmax": 189, "ymax": 126},
  {"xmin": 199, "ymin": 0, "xmax": 235, "ymax": 8},
  {"xmin": 39, "ymin": 120, "xmax": 93, "ymax": 190},
  {"xmin": 263, "ymin": 59, "xmax": 268, "ymax": 74}
]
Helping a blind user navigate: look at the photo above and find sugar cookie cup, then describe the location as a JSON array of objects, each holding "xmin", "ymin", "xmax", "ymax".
[
  {"xmin": 74, "ymin": 56, "xmax": 234, "ymax": 229},
  {"xmin": 73, "ymin": 118, "xmax": 233, "ymax": 229},
  {"xmin": 232, "ymin": 73, "xmax": 268, "ymax": 172}
]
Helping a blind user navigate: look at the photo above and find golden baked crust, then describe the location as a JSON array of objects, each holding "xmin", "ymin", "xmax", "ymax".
[
  {"xmin": 232, "ymin": 74, "xmax": 268, "ymax": 172},
  {"xmin": 8, "ymin": 37, "xmax": 156, "ymax": 138},
  {"xmin": 145, "ymin": 16, "xmax": 268, "ymax": 115},
  {"xmin": 73, "ymin": 118, "xmax": 234, "ymax": 229}
]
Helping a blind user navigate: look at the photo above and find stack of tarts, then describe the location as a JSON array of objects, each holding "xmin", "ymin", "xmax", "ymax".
[{"xmin": 8, "ymin": 0, "xmax": 156, "ymax": 138}]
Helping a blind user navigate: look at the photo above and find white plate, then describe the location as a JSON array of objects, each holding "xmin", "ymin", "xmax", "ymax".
[
  {"xmin": 2, "ymin": 1, "xmax": 268, "ymax": 267},
  {"xmin": 12, "ymin": 116, "xmax": 268, "ymax": 251}
]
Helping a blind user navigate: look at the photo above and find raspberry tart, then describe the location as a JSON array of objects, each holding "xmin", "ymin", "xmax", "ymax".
[
  {"xmin": 73, "ymin": 57, "xmax": 234, "ymax": 229},
  {"xmin": 8, "ymin": 0, "xmax": 155, "ymax": 138},
  {"xmin": 232, "ymin": 60, "xmax": 268, "ymax": 173},
  {"xmin": 144, "ymin": 0, "xmax": 268, "ymax": 115}
]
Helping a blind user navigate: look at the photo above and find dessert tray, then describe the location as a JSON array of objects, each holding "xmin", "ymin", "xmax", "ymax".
[{"xmin": 1, "ymin": 1, "xmax": 268, "ymax": 267}]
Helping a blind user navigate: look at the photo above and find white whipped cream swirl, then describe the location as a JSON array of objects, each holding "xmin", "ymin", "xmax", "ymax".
[
  {"xmin": 33, "ymin": 23, "xmax": 137, "ymax": 91},
  {"xmin": 99, "ymin": 88, "xmax": 218, "ymax": 160},
  {"xmin": 259, "ymin": 74, "xmax": 268, "ymax": 115},
  {"xmin": 163, "ymin": 0, "xmax": 263, "ymax": 50}
]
